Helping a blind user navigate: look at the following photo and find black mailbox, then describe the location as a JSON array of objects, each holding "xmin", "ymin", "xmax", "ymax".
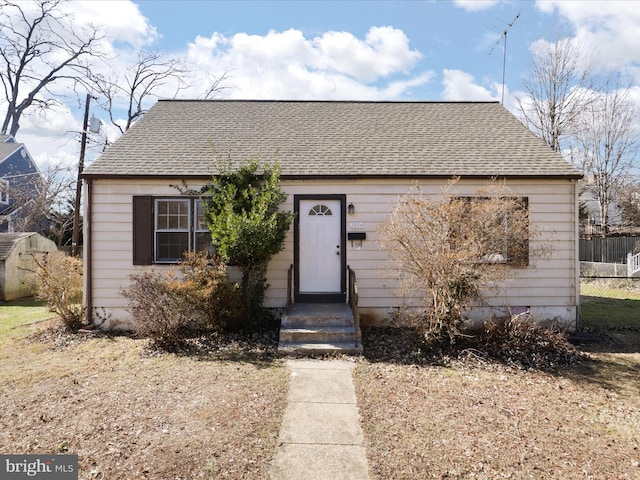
[{"xmin": 348, "ymin": 232, "xmax": 366, "ymax": 241}]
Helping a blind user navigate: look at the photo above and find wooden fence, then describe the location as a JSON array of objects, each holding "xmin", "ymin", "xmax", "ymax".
[{"xmin": 579, "ymin": 236, "xmax": 640, "ymax": 264}]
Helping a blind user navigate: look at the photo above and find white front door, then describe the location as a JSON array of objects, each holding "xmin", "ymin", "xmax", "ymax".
[{"xmin": 299, "ymin": 199, "xmax": 342, "ymax": 293}]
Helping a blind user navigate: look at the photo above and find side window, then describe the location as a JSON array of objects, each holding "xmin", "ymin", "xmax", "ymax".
[
  {"xmin": 155, "ymin": 199, "xmax": 190, "ymax": 262},
  {"xmin": 451, "ymin": 196, "xmax": 529, "ymax": 267},
  {"xmin": 133, "ymin": 196, "xmax": 216, "ymax": 265},
  {"xmin": 194, "ymin": 200, "xmax": 216, "ymax": 256},
  {"xmin": 0, "ymin": 179, "xmax": 8, "ymax": 204}
]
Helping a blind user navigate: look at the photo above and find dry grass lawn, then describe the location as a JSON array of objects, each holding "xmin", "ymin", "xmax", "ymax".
[
  {"xmin": 0, "ymin": 308, "xmax": 288, "ymax": 480},
  {"xmin": 2, "ymin": 301, "xmax": 640, "ymax": 479},
  {"xmin": 354, "ymin": 329, "xmax": 640, "ymax": 480}
]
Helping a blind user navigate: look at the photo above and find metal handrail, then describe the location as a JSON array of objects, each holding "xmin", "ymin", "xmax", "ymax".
[
  {"xmin": 286, "ymin": 264, "xmax": 294, "ymax": 312},
  {"xmin": 347, "ymin": 265, "xmax": 361, "ymax": 348}
]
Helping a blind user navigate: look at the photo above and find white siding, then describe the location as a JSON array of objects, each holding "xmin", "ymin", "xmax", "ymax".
[{"xmin": 84, "ymin": 177, "xmax": 579, "ymax": 330}]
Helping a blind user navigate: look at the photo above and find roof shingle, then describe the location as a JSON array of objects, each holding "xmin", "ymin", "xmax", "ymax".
[{"xmin": 83, "ymin": 100, "xmax": 581, "ymax": 179}]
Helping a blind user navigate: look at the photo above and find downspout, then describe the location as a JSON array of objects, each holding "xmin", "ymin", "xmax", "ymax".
[
  {"xmin": 573, "ymin": 178, "xmax": 580, "ymax": 331},
  {"xmin": 84, "ymin": 178, "xmax": 93, "ymax": 326}
]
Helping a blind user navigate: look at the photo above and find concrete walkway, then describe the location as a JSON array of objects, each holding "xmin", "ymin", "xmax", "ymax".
[{"xmin": 269, "ymin": 359, "xmax": 371, "ymax": 480}]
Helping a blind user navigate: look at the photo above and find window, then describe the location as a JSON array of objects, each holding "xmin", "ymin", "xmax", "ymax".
[
  {"xmin": 132, "ymin": 196, "xmax": 215, "ymax": 265},
  {"xmin": 308, "ymin": 204, "xmax": 333, "ymax": 216},
  {"xmin": 450, "ymin": 196, "xmax": 529, "ymax": 267},
  {"xmin": 0, "ymin": 179, "xmax": 8, "ymax": 204},
  {"xmin": 154, "ymin": 198, "xmax": 216, "ymax": 263},
  {"xmin": 194, "ymin": 200, "xmax": 215, "ymax": 254},
  {"xmin": 155, "ymin": 199, "xmax": 190, "ymax": 262}
]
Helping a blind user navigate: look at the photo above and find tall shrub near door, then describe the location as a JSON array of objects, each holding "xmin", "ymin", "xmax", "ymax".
[{"xmin": 200, "ymin": 152, "xmax": 294, "ymax": 327}]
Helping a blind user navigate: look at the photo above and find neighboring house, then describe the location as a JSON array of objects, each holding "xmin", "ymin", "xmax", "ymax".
[
  {"xmin": 0, "ymin": 232, "xmax": 57, "ymax": 301},
  {"xmin": 0, "ymin": 135, "xmax": 43, "ymax": 233},
  {"xmin": 81, "ymin": 100, "xmax": 582, "ymax": 330}
]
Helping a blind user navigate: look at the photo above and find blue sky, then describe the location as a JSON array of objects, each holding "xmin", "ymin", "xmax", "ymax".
[
  {"xmin": 134, "ymin": 0, "xmax": 554, "ymax": 101},
  {"xmin": 4, "ymin": 0, "xmax": 639, "ymax": 168}
]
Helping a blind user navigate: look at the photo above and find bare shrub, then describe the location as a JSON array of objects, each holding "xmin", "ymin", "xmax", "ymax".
[
  {"xmin": 26, "ymin": 251, "xmax": 84, "ymax": 331},
  {"xmin": 121, "ymin": 252, "xmax": 241, "ymax": 348},
  {"xmin": 177, "ymin": 251, "xmax": 242, "ymax": 331},
  {"xmin": 379, "ymin": 180, "xmax": 548, "ymax": 346},
  {"xmin": 475, "ymin": 315, "xmax": 584, "ymax": 370},
  {"xmin": 121, "ymin": 269, "xmax": 188, "ymax": 348}
]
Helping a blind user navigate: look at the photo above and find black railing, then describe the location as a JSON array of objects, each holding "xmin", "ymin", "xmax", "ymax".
[
  {"xmin": 347, "ymin": 265, "xmax": 361, "ymax": 348},
  {"xmin": 286, "ymin": 264, "xmax": 294, "ymax": 313}
]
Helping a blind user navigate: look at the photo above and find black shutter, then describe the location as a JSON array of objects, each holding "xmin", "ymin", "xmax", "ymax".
[
  {"xmin": 508, "ymin": 197, "xmax": 529, "ymax": 267},
  {"xmin": 133, "ymin": 196, "xmax": 153, "ymax": 265}
]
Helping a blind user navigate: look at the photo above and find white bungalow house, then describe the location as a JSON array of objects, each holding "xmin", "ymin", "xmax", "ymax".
[{"xmin": 81, "ymin": 100, "xmax": 582, "ymax": 337}]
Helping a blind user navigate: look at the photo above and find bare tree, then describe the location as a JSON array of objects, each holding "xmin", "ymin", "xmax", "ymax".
[
  {"xmin": 516, "ymin": 38, "xmax": 597, "ymax": 152},
  {"xmin": 201, "ymin": 70, "xmax": 231, "ymax": 100},
  {"xmin": 2, "ymin": 163, "xmax": 75, "ymax": 240},
  {"xmin": 0, "ymin": 0, "xmax": 104, "ymax": 137},
  {"xmin": 91, "ymin": 49, "xmax": 231, "ymax": 135},
  {"xmin": 571, "ymin": 76, "xmax": 640, "ymax": 234},
  {"xmin": 90, "ymin": 49, "xmax": 186, "ymax": 134},
  {"xmin": 617, "ymin": 178, "xmax": 640, "ymax": 228}
]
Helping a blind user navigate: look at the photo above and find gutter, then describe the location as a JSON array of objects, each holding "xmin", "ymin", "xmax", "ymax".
[
  {"xmin": 84, "ymin": 178, "xmax": 93, "ymax": 326},
  {"xmin": 82, "ymin": 173, "xmax": 585, "ymax": 181}
]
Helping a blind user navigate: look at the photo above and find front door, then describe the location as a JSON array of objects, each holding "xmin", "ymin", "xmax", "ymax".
[{"xmin": 295, "ymin": 196, "xmax": 346, "ymax": 303}]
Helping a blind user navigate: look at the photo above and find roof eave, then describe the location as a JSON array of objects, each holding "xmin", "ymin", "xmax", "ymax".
[{"xmin": 82, "ymin": 172, "xmax": 583, "ymax": 181}]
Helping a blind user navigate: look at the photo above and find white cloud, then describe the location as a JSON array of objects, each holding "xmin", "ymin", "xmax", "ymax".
[
  {"xmin": 453, "ymin": 0, "xmax": 504, "ymax": 12},
  {"xmin": 314, "ymin": 26, "xmax": 422, "ymax": 82},
  {"xmin": 186, "ymin": 26, "xmax": 427, "ymax": 100},
  {"xmin": 3, "ymin": 2, "xmax": 431, "ymax": 168},
  {"xmin": 441, "ymin": 69, "xmax": 500, "ymax": 101},
  {"xmin": 536, "ymin": 1, "xmax": 640, "ymax": 77},
  {"xmin": 0, "ymin": 90, "xmax": 115, "ymax": 171},
  {"xmin": 382, "ymin": 72, "xmax": 438, "ymax": 98},
  {"xmin": 0, "ymin": 1, "xmax": 159, "ymax": 168},
  {"xmin": 65, "ymin": 1, "xmax": 158, "ymax": 48}
]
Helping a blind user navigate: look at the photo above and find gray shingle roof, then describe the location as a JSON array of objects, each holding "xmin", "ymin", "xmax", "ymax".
[
  {"xmin": 83, "ymin": 100, "xmax": 581, "ymax": 179},
  {"xmin": 0, "ymin": 233, "xmax": 33, "ymax": 261},
  {"xmin": 0, "ymin": 142, "xmax": 20, "ymax": 162}
]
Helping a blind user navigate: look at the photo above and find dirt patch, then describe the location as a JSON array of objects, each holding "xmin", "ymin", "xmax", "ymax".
[
  {"xmin": 0, "ymin": 324, "xmax": 287, "ymax": 479},
  {"xmin": 355, "ymin": 327, "xmax": 640, "ymax": 479}
]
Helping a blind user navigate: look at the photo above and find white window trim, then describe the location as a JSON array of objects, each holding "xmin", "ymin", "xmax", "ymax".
[{"xmin": 153, "ymin": 198, "xmax": 213, "ymax": 263}]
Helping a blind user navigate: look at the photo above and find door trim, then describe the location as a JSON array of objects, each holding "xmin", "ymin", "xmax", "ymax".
[{"xmin": 294, "ymin": 194, "xmax": 346, "ymax": 303}]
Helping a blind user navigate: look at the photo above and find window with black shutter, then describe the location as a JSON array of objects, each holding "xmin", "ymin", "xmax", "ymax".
[{"xmin": 132, "ymin": 196, "xmax": 214, "ymax": 265}]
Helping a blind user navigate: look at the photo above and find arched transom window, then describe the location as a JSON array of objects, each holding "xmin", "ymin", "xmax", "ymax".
[{"xmin": 308, "ymin": 204, "xmax": 333, "ymax": 216}]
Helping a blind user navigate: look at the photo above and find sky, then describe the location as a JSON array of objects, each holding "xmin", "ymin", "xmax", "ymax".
[{"xmin": 3, "ymin": 0, "xmax": 640, "ymax": 171}]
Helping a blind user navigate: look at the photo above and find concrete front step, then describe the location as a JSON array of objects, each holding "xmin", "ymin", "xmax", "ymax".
[
  {"xmin": 278, "ymin": 303, "xmax": 362, "ymax": 355},
  {"xmin": 280, "ymin": 326, "xmax": 357, "ymax": 344},
  {"xmin": 281, "ymin": 303, "xmax": 355, "ymax": 328},
  {"xmin": 278, "ymin": 341, "xmax": 363, "ymax": 355}
]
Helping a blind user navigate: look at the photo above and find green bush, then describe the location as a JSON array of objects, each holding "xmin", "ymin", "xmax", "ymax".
[{"xmin": 197, "ymin": 154, "xmax": 294, "ymax": 327}]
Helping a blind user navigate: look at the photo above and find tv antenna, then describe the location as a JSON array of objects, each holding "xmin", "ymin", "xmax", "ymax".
[{"xmin": 490, "ymin": 11, "xmax": 520, "ymax": 105}]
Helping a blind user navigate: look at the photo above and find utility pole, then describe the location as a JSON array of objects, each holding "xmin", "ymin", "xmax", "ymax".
[{"xmin": 71, "ymin": 93, "xmax": 91, "ymax": 257}]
